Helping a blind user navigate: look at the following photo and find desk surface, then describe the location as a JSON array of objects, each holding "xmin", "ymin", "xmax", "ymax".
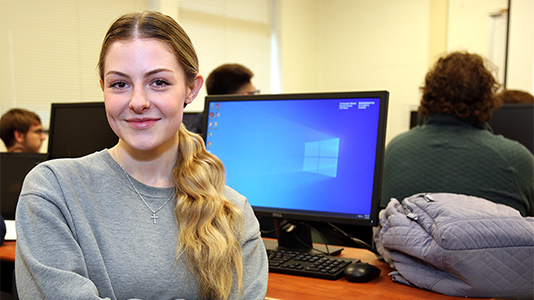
[
  {"xmin": 264, "ymin": 239, "xmax": 493, "ymax": 300},
  {"xmin": 0, "ymin": 241, "xmax": 15, "ymax": 262},
  {"xmin": 1, "ymin": 240, "xmax": 494, "ymax": 300}
]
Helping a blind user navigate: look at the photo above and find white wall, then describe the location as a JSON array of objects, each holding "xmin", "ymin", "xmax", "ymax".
[
  {"xmin": 2, "ymin": 0, "xmax": 529, "ymax": 153},
  {"xmin": 447, "ymin": 0, "xmax": 509, "ymax": 83},
  {"xmin": 276, "ymin": 0, "xmax": 510, "ymax": 145},
  {"xmin": 275, "ymin": 0, "xmax": 431, "ymax": 144},
  {"xmin": 506, "ymin": 0, "xmax": 534, "ymax": 93}
]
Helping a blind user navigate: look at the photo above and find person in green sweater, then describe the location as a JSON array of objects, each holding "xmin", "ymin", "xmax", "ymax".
[{"xmin": 380, "ymin": 51, "xmax": 533, "ymax": 216}]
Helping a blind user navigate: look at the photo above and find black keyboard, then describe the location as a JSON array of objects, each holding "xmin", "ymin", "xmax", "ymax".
[{"xmin": 267, "ymin": 249, "xmax": 360, "ymax": 280}]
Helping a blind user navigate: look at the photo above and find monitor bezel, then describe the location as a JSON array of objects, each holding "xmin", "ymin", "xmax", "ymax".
[
  {"xmin": 47, "ymin": 102, "xmax": 119, "ymax": 160},
  {"xmin": 202, "ymin": 91, "xmax": 389, "ymax": 227},
  {"xmin": 488, "ymin": 103, "xmax": 533, "ymax": 154},
  {"xmin": 0, "ymin": 152, "xmax": 48, "ymax": 220}
]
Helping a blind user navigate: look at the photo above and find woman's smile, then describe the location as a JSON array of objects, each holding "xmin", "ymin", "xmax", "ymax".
[{"xmin": 125, "ymin": 117, "xmax": 160, "ymax": 129}]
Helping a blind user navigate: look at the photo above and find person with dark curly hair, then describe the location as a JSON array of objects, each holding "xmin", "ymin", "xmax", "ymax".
[
  {"xmin": 494, "ymin": 89, "xmax": 534, "ymax": 104},
  {"xmin": 380, "ymin": 51, "xmax": 533, "ymax": 216}
]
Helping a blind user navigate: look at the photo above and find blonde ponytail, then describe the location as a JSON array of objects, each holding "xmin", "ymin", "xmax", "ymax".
[{"xmin": 172, "ymin": 126, "xmax": 244, "ymax": 299}]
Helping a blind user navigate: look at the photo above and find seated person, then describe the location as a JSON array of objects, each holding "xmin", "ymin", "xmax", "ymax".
[
  {"xmin": 0, "ymin": 108, "xmax": 46, "ymax": 153},
  {"xmin": 494, "ymin": 89, "xmax": 534, "ymax": 104},
  {"xmin": 380, "ymin": 51, "xmax": 533, "ymax": 216},
  {"xmin": 15, "ymin": 11, "xmax": 267, "ymax": 299},
  {"xmin": 0, "ymin": 214, "xmax": 5, "ymax": 246},
  {"xmin": 206, "ymin": 63, "xmax": 257, "ymax": 95}
]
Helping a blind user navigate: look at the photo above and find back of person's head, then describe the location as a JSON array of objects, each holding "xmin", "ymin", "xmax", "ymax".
[
  {"xmin": 494, "ymin": 89, "xmax": 534, "ymax": 105},
  {"xmin": 419, "ymin": 51, "xmax": 501, "ymax": 124},
  {"xmin": 0, "ymin": 108, "xmax": 42, "ymax": 148},
  {"xmin": 206, "ymin": 64, "xmax": 254, "ymax": 95},
  {"xmin": 98, "ymin": 11, "xmax": 199, "ymax": 88}
]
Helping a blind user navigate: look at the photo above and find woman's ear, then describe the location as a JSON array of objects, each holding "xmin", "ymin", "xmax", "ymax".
[
  {"xmin": 99, "ymin": 79, "xmax": 104, "ymax": 92},
  {"xmin": 185, "ymin": 74, "xmax": 204, "ymax": 105}
]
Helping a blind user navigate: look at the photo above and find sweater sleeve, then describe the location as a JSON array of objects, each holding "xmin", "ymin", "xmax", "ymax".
[
  {"xmin": 224, "ymin": 187, "xmax": 269, "ymax": 300},
  {"xmin": 240, "ymin": 199, "xmax": 269, "ymax": 299},
  {"xmin": 15, "ymin": 163, "xmax": 111, "ymax": 300}
]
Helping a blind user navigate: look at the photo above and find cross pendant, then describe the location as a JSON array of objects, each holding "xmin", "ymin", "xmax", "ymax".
[{"xmin": 151, "ymin": 213, "xmax": 159, "ymax": 224}]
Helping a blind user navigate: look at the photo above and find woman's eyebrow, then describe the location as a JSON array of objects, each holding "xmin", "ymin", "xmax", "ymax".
[
  {"xmin": 145, "ymin": 68, "xmax": 174, "ymax": 77},
  {"xmin": 105, "ymin": 70, "xmax": 129, "ymax": 78},
  {"xmin": 105, "ymin": 68, "xmax": 174, "ymax": 79}
]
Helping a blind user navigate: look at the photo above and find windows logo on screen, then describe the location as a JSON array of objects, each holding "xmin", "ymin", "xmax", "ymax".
[{"xmin": 303, "ymin": 138, "xmax": 340, "ymax": 177}]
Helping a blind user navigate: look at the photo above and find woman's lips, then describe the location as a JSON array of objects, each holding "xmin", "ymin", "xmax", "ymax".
[{"xmin": 125, "ymin": 117, "xmax": 159, "ymax": 129}]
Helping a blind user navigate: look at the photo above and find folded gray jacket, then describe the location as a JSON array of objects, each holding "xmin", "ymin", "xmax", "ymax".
[{"xmin": 374, "ymin": 193, "xmax": 534, "ymax": 299}]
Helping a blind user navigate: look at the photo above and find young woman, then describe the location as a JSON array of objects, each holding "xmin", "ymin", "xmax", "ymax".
[{"xmin": 15, "ymin": 11, "xmax": 268, "ymax": 300}]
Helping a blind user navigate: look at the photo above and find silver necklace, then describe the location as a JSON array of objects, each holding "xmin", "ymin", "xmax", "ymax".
[
  {"xmin": 122, "ymin": 171, "xmax": 175, "ymax": 224},
  {"xmin": 113, "ymin": 154, "xmax": 175, "ymax": 224}
]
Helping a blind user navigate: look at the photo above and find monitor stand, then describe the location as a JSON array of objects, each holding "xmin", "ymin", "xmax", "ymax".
[{"xmin": 262, "ymin": 218, "xmax": 344, "ymax": 256}]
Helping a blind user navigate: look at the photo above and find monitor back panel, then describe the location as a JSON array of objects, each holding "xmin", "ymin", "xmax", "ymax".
[
  {"xmin": 489, "ymin": 103, "xmax": 533, "ymax": 153},
  {"xmin": 0, "ymin": 153, "xmax": 47, "ymax": 220},
  {"xmin": 47, "ymin": 102, "xmax": 119, "ymax": 159},
  {"xmin": 183, "ymin": 112, "xmax": 203, "ymax": 134}
]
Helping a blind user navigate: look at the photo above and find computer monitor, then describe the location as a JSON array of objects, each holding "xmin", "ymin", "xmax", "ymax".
[
  {"xmin": 0, "ymin": 152, "xmax": 48, "ymax": 220},
  {"xmin": 410, "ymin": 110, "xmax": 422, "ymax": 128},
  {"xmin": 488, "ymin": 103, "xmax": 533, "ymax": 154},
  {"xmin": 182, "ymin": 112, "xmax": 203, "ymax": 135},
  {"xmin": 203, "ymin": 91, "xmax": 389, "ymax": 254},
  {"xmin": 47, "ymin": 102, "xmax": 119, "ymax": 159}
]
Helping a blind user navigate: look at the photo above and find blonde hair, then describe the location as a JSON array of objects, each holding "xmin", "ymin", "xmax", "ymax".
[
  {"xmin": 98, "ymin": 11, "xmax": 245, "ymax": 299},
  {"xmin": 173, "ymin": 126, "xmax": 244, "ymax": 299}
]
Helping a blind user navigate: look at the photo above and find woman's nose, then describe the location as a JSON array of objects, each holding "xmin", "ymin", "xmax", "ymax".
[{"xmin": 129, "ymin": 87, "xmax": 150, "ymax": 113}]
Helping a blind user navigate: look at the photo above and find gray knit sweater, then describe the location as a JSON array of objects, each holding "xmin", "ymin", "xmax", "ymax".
[{"xmin": 15, "ymin": 150, "xmax": 268, "ymax": 300}]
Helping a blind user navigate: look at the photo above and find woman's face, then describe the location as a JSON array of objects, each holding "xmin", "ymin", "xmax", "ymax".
[{"xmin": 101, "ymin": 38, "xmax": 201, "ymax": 152}]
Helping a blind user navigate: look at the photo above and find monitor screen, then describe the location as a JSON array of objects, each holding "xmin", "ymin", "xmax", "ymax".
[
  {"xmin": 203, "ymin": 91, "xmax": 389, "ymax": 251},
  {"xmin": 0, "ymin": 152, "xmax": 47, "ymax": 220},
  {"xmin": 488, "ymin": 103, "xmax": 533, "ymax": 154},
  {"xmin": 47, "ymin": 102, "xmax": 119, "ymax": 159}
]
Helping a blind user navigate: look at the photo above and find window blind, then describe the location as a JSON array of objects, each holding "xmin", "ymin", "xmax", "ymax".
[
  {"xmin": 0, "ymin": 0, "xmax": 271, "ymax": 128},
  {"xmin": 0, "ymin": 0, "xmax": 148, "ymax": 128}
]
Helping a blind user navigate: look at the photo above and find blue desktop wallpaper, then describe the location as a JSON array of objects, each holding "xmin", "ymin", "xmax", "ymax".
[{"xmin": 206, "ymin": 98, "xmax": 380, "ymax": 217}]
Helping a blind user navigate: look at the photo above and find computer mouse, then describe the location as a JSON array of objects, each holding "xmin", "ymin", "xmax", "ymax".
[{"xmin": 343, "ymin": 262, "xmax": 381, "ymax": 283}]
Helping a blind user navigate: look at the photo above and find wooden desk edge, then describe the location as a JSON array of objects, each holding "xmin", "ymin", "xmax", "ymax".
[{"xmin": 0, "ymin": 240, "xmax": 16, "ymax": 262}]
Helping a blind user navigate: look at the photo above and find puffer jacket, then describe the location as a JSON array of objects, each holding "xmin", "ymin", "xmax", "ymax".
[{"xmin": 374, "ymin": 193, "xmax": 534, "ymax": 299}]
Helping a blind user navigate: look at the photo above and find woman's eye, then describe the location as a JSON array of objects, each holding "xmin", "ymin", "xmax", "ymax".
[
  {"xmin": 110, "ymin": 81, "xmax": 128, "ymax": 89},
  {"xmin": 152, "ymin": 79, "xmax": 169, "ymax": 87}
]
